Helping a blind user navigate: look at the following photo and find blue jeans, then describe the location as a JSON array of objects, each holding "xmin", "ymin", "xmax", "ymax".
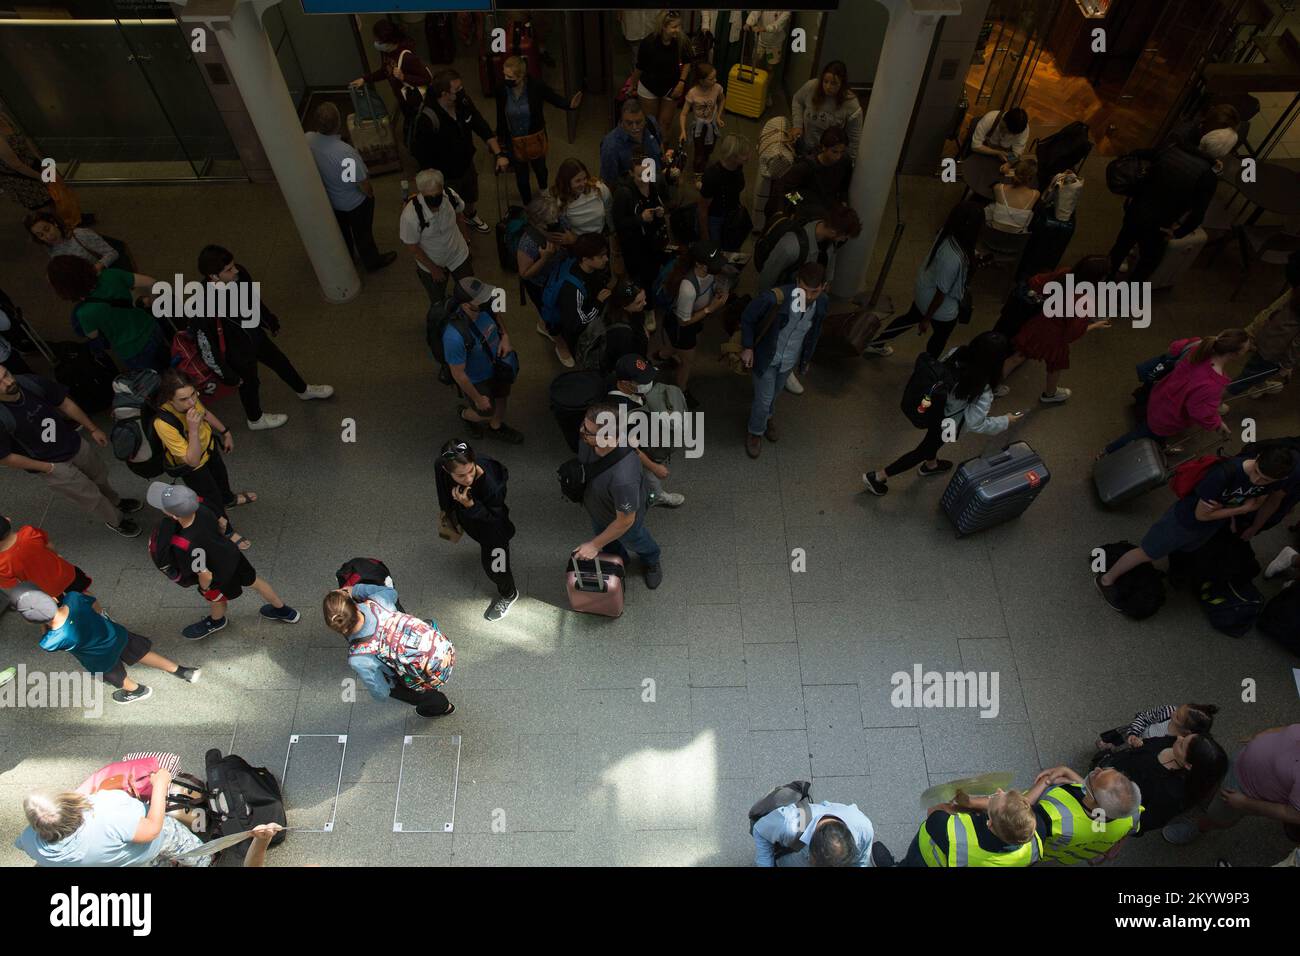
[
  {"xmin": 591, "ymin": 513, "xmax": 661, "ymax": 568},
  {"xmin": 1226, "ymin": 353, "xmax": 1281, "ymax": 396},
  {"xmin": 1104, "ymin": 421, "xmax": 1161, "ymax": 455},
  {"xmin": 748, "ymin": 362, "xmax": 793, "ymax": 436}
]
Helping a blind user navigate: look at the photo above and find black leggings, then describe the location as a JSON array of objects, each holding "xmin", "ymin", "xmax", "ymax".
[
  {"xmin": 474, "ymin": 536, "xmax": 516, "ymax": 597},
  {"xmin": 180, "ymin": 446, "xmax": 236, "ymax": 526},
  {"xmin": 389, "ymin": 682, "xmax": 451, "ymax": 716},
  {"xmin": 234, "ymin": 330, "xmax": 308, "ymax": 422},
  {"xmin": 513, "ymin": 157, "xmax": 549, "ymax": 204},
  {"xmin": 883, "ymin": 419, "xmax": 950, "ymax": 478},
  {"xmin": 871, "ymin": 305, "xmax": 957, "ymax": 358}
]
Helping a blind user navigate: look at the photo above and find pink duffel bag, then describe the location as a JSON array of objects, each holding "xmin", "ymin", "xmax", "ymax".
[{"xmin": 76, "ymin": 752, "xmax": 181, "ymax": 801}]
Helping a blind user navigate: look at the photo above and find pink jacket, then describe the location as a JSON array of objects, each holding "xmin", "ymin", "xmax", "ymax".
[{"xmin": 1147, "ymin": 337, "xmax": 1228, "ymax": 436}]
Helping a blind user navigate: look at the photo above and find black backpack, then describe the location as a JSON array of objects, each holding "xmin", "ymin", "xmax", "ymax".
[
  {"xmin": 1033, "ymin": 120, "xmax": 1091, "ymax": 190},
  {"xmin": 335, "ymin": 556, "xmax": 405, "ymax": 611},
  {"xmin": 1106, "ymin": 150, "xmax": 1156, "ymax": 196},
  {"xmin": 900, "ymin": 352, "xmax": 959, "ymax": 428},
  {"xmin": 148, "ymin": 517, "xmax": 199, "ymax": 589},
  {"xmin": 1198, "ymin": 580, "xmax": 1264, "ymax": 637},
  {"xmin": 169, "ymin": 748, "xmax": 288, "ymax": 851},
  {"xmin": 753, "ymin": 209, "xmax": 811, "ymax": 279},
  {"xmin": 557, "ymin": 445, "xmax": 635, "ymax": 503},
  {"xmin": 1099, "ymin": 540, "xmax": 1167, "ymax": 620},
  {"xmin": 1258, "ymin": 585, "xmax": 1300, "ymax": 654},
  {"xmin": 426, "ymin": 302, "xmax": 474, "ymax": 387}
]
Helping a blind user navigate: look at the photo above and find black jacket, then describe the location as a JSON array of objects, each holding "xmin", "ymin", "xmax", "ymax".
[
  {"xmin": 411, "ymin": 91, "xmax": 495, "ymax": 178},
  {"xmin": 493, "ymin": 78, "xmax": 575, "ymax": 142},
  {"xmin": 190, "ymin": 264, "xmax": 278, "ymax": 385},
  {"xmin": 1132, "ymin": 144, "xmax": 1218, "ymax": 238},
  {"xmin": 435, "ymin": 454, "xmax": 515, "ymax": 542}
]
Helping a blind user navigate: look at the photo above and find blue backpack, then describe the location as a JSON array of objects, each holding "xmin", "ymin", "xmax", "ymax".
[
  {"xmin": 540, "ymin": 258, "xmax": 585, "ymax": 332},
  {"xmin": 650, "ymin": 258, "xmax": 702, "ymax": 312}
]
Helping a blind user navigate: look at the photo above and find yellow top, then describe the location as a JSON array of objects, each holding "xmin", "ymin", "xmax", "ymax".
[{"xmin": 154, "ymin": 398, "xmax": 212, "ymax": 468}]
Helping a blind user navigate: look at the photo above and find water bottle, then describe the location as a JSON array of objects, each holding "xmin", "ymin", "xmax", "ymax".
[{"xmin": 399, "ymin": 179, "xmax": 410, "ymax": 209}]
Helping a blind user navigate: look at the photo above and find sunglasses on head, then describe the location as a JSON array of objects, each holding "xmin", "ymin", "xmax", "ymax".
[{"xmin": 440, "ymin": 442, "xmax": 470, "ymax": 461}]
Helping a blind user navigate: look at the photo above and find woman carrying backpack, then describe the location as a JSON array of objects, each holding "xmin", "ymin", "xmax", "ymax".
[
  {"xmin": 435, "ymin": 440, "xmax": 518, "ymax": 622},
  {"xmin": 1101, "ymin": 329, "xmax": 1251, "ymax": 456},
  {"xmin": 153, "ymin": 368, "xmax": 256, "ymax": 537},
  {"xmin": 863, "ymin": 331, "xmax": 1024, "ymax": 496},
  {"xmin": 863, "ymin": 202, "xmax": 984, "ymax": 360},
  {"xmin": 653, "ymin": 241, "xmax": 727, "ymax": 406}
]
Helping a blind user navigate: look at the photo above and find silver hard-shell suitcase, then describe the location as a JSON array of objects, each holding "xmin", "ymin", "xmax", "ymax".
[
  {"xmin": 941, "ymin": 442, "xmax": 1050, "ymax": 536},
  {"xmin": 1093, "ymin": 437, "xmax": 1167, "ymax": 506}
]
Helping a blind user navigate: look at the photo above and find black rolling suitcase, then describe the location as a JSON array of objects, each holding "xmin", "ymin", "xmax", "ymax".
[
  {"xmin": 941, "ymin": 442, "xmax": 1050, "ymax": 536},
  {"xmin": 20, "ymin": 313, "xmax": 117, "ymax": 413}
]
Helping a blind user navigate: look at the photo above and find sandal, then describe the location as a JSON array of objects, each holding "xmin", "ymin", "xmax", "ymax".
[
  {"xmin": 230, "ymin": 492, "xmax": 258, "ymax": 507},
  {"xmin": 228, "ymin": 532, "xmax": 252, "ymax": 552}
]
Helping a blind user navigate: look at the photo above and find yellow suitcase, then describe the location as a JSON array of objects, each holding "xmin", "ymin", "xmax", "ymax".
[{"xmin": 726, "ymin": 60, "xmax": 769, "ymax": 119}]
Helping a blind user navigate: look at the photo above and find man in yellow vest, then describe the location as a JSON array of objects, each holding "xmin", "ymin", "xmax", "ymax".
[
  {"xmin": 1034, "ymin": 765, "xmax": 1142, "ymax": 864},
  {"xmin": 902, "ymin": 788, "xmax": 1042, "ymax": 867}
]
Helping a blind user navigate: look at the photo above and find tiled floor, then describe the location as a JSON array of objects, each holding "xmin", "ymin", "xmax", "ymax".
[{"xmin": 0, "ymin": 87, "xmax": 1298, "ymax": 867}]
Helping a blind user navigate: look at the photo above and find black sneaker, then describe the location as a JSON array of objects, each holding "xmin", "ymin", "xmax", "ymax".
[
  {"xmin": 260, "ymin": 604, "xmax": 301, "ymax": 624},
  {"xmin": 1094, "ymin": 573, "xmax": 1124, "ymax": 612},
  {"xmin": 486, "ymin": 423, "xmax": 525, "ymax": 444},
  {"xmin": 106, "ymin": 518, "xmax": 141, "ymax": 538},
  {"xmin": 918, "ymin": 460, "xmax": 953, "ymax": 477},
  {"xmin": 112, "ymin": 684, "xmax": 152, "ymax": 704},
  {"xmin": 183, "ymin": 616, "xmax": 227, "ymax": 640},
  {"xmin": 118, "ymin": 497, "xmax": 144, "ymax": 514},
  {"xmin": 366, "ymin": 251, "xmax": 398, "ymax": 272},
  {"xmin": 644, "ymin": 564, "xmax": 663, "ymax": 589},
  {"xmin": 173, "ymin": 665, "xmax": 202, "ymax": 684},
  {"xmin": 862, "ymin": 472, "xmax": 888, "ymax": 496},
  {"xmin": 484, "ymin": 590, "xmax": 519, "ymax": 622},
  {"xmin": 417, "ymin": 701, "xmax": 456, "ymax": 718}
]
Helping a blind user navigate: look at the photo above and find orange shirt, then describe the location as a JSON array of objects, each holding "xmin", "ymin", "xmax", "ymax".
[{"xmin": 0, "ymin": 526, "xmax": 77, "ymax": 594}]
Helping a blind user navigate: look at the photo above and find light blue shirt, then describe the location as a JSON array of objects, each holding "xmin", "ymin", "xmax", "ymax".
[
  {"xmin": 15, "ymin": 790, "xmax": 164, "ymax": 867},
  {"xmin": 347, "ymin": 583, "xmax": 400, "ymax": 701},
  {"xmin": 914, "ymin": 236, "xmax": 968, "ymax": 324},
  {"xmin": 753, "ymin": 801, "xmax": 875, "ymax": 867},
  {"xmin": 772, "ymin": 302, "xmax": 813, "ymax": 373},
  {"xmin": 306, "ymin": 132, "xmax": 369, "ymax": 213}
]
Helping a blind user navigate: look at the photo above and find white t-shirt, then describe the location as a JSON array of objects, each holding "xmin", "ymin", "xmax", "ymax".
[
  {"xmin": 972, "ymin": 110, "xmax": 1029, "ymax": 157},
  {"xmin": 398, "ymin": 192, "xmax": 469, "ymax": 273},
  {"xmin": 562, "ymin": 182, "xmax": 612, "ymax": 237},
  {"xmin": 673, "ymin": 273, "xmax": 716, "ymax": 323}
]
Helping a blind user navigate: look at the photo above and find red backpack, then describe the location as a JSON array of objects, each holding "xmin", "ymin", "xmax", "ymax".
[
  {"xmin": 170, "ymin": 322, "xmax": 233, "ymax": 399},
  {"xmin": 1169, "ymin": 455, "xmax": 1226, "ymax": 498}
]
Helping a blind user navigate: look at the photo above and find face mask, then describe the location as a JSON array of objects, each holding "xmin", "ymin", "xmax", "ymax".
[
  {"xmin": 503, "ymin": 78, "xmax": 519, "ymax": 88},
  {"xmin": 374, "ymin": 41, "xmax": 396, "ymax": 52},
  {"xmin": 636, "ymin": 382, "xmax": 654, "ymax": 395},
  {"xmin": 426, "ymin": 194, "xmax": 444, "ymax": 208}
]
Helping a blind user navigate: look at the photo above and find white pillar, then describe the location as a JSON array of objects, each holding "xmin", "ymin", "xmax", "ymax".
[
  {"xmin": 833, "ymin": 1, "xmax": 952, "ymax": 300},
  {"xmin": 190, "ymin": 0, "xmax": 360, "ymax": 303}
]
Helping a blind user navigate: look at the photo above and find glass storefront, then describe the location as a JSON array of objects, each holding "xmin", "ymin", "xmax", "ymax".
[{"xmin": 0, "ymin": 1, "xmax": 241, "ymax": 182}]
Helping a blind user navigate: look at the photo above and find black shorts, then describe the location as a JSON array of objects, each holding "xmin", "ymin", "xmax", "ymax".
[
  {"xmin": 205, "ymin": 555, "xmax": 258, "ymax": 602},
  {"xmin": 472, "ymin": 374, "xmax": 513, "ymax": 401},
  {"xmin": 102, "ymin": 631, "xmax": 154, "ymax": 687},
  {"xmin": 664, "ymin": 311, "xmax": 702, "ymax": 351},
  {"xmin": 60, "ymin": 566, "xmax": 93, "ymax": 598}
]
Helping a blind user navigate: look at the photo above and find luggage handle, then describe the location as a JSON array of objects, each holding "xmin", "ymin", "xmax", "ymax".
[
  {"xmin": 736, "ymin": 30, "xmax": 758, "ymax": 81},
  {"xmin": 18, "ymin": 315, "xmax": 56, "ymax": 367},
  {"xmin": 570, "ymin": 553, "xmax": 609, "ymax": 593}
]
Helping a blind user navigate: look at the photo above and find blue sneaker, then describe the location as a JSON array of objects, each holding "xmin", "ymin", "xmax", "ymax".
[
  {"xmin": 183, "ymin": 616, "xmax": 227, "ymax": 641},
  {"xmin": 260, "ymin": 604, "xmax": 300, "ymax": 624}
]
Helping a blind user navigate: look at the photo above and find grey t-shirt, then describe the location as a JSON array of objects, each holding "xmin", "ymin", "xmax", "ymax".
[{"xmin": 579, "ymin": 442, "xmax": 648, "ymax": 528}]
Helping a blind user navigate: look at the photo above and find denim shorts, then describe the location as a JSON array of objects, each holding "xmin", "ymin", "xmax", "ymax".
[{"xmin": 1140, "ymin": 508, "xmax": 1220, "ymax": 561}]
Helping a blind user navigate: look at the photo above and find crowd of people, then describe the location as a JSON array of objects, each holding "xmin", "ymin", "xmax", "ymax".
[{"xmin": 2, "ymin": 12, "xmax": 1298, "ymax": 869}]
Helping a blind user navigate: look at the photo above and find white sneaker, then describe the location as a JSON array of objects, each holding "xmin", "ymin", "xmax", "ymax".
[
  {"xmin": 555, "ymin": 346, "xmax": 575, "ymax": 368},
  {"xmin": 1039, "ymin": 387, "xmax": 1072, "ymax": 404},
  {"xmin": 654, "ymin": 491, "xmax": 685, "ymax": 507},
  {"xmin": 863, "ymin": 343, "xmax": 894, "ymax": 357},
  {"xmin": 1265, "ymin": 546, "xmax": 1299, "ymax": 580},
  {"xmin": 298, "ymin": 384, "xmax": 334, "ymax": 401},
  {"xmin": 466, "ymin": 215, "xmax": 490, "ymax": 234},
  {"xmin": 785, "ymin": 372, "xmax": 805, "ymax": 395},
  {"xmin": 993, "ymin": 384, "xmax": 1011, "ymax": 398},
  {"xmin": 644, "ymin": 312, "xmax": 657, "ymax": 333},
  {"xmin": 536, "ymin": 321, "xmax": 554, "ymax": 340},
  {"xmin": 247, "ymin": 413, "xmax": 287, "ymax": 431}
]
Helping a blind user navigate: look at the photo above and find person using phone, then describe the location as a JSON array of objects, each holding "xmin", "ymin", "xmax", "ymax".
[{"xmin": 435, "ymin": 439, "xmax": 519, "ymax": 622}]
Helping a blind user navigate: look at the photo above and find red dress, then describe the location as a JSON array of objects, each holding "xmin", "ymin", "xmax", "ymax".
[{"xmin": 1012, "ymin": 269, "xmax": 1090, "ymax": 373}]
